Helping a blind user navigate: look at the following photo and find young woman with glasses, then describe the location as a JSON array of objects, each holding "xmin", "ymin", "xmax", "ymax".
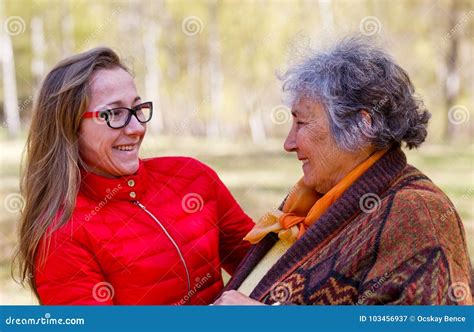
[{"xmin": 15, "ymin": 47, "xmax": 253, "ymax": 305}]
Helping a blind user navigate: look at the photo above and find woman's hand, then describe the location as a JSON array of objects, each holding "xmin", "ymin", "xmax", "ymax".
[{"xmin": 212, "ymin": 290, "xmax": 264, "ymax": 305}]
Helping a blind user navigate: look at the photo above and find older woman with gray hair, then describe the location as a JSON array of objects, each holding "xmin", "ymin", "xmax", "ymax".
[{"xmin": 214, "ymin": 37, "xmax": 472, "ymax": 305}]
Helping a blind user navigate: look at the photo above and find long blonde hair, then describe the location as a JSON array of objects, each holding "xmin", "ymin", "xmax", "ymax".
[{"xmin": 14, "ymin": 47, "xmax": 128, "ymax": 300}]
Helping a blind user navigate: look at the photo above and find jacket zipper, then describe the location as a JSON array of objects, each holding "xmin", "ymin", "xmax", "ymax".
[{"xmin": 134, "ymin": 200, "xmax": 192, "ymax": 298}]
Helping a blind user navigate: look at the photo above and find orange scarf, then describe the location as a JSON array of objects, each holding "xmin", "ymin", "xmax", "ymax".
[{"xmin": 244, "ymin": 149, "xmax": 388, "ymax": 244}]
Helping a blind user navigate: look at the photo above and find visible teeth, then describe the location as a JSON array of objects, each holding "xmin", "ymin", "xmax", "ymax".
[
  {"xmin": 115, "ymin": 145, "xmax": 134, "ymax": 151},
  {"xmin": 302, "ymin": 159, "xmax": 309, "ymax": 164}
]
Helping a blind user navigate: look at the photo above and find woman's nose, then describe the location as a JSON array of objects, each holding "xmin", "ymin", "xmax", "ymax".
[
  {"xmin": 124, "ymin": 115, "xmax": 146, "ymax": 135},
  {"xmin": 284, "ymin": 127, "xmax": 297, "ymax": 152}
]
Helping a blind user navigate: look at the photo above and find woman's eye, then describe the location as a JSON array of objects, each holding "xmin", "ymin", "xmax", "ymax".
[
  {"xmin": 110, "ymin": 109, "xmax": 126, "ymax": 118},
  {"xmin": 296, "ymin": 121, "xmax": 305, "ymax": 125}
]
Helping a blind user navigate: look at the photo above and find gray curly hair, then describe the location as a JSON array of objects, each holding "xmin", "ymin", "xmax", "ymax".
[{"xmin": 280, "ymin": 36, "xmax": 431, "ymax": 150}]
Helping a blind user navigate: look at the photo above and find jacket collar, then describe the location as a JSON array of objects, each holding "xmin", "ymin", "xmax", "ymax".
[
  {"xmin": 79, "ymin": 159, "xmax": 148, "ymax": 202},
  {"xmin": 222, "ymin": 146, "xmax": 408, "ymax": 300}
]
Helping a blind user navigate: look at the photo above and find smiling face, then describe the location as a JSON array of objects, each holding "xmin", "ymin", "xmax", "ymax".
[
  {"xmin": 284, "ymin": 97, "xmax": 373, "ymax": 194},
  {"xmin": 78, "ymin": 67, "xmax": 146, "ymax": 178}
]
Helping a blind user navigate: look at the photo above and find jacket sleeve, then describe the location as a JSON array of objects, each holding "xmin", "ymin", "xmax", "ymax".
[
  {"xmin": 35, "ymin": 224, "xmax": 114, "ymax": 305},
  {"xmin": 208, "ymin": 167, "xmax": 254, "ymax": 275},
  {"xmin": 357, "ymin": 189, "xmax": 472, "ymax": 305},
  {"xmin": 357, "ymin": 247, "xmax": 461, "ymax": 305}
]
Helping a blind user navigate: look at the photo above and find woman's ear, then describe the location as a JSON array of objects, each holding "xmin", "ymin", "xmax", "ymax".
[{"xmin": 360, "ymin": 109, "xmax": 372, "ymax": 127}]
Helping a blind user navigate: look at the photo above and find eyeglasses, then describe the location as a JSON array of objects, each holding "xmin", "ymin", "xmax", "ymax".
[{"xmin": 82, "ymin": 102, "xmax": 153, "ymax": 129}]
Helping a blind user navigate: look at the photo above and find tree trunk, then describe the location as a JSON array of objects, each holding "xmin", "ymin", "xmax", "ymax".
[
  {"xmin": 249, "ymin": 107, "xmax": 266, "ymax": 143},
  {"xmin": 443, "ymin": 0, "xmax": 461, "ymax": 140},
  {"xmin": 318, "ymin": 0, "xmax": 334, "ymax": 33},
  {"xmin": 207, "ymin": 0, "xmax": 223, "ymax": 138},
  {"xmin": 0, "ymin": 8, "xmax": 21, "ymax": 138},
  {"xmin": 31, "ymin": 16, "xmax": 46, "ymax": 88},
  {"xmin": 185, "ymin": 30, "xmax": 199, "ymax": 135},
  {"xmin": 61, "ymin": 1, "xmax": 74, "ymax": 56},
  {"xmin": 143, "ymin": 18, "xmax": 164, "ymax": 134}
]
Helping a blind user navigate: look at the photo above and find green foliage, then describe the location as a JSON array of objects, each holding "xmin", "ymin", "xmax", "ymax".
[{"xmin": 1, "ymin": 0, "xmax": 472, "ymax": 140}]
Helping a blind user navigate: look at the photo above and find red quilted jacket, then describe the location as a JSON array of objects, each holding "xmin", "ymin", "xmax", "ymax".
[{"xmin": 34, "ymin": 157, "xmax": 253, "ymax": 305}]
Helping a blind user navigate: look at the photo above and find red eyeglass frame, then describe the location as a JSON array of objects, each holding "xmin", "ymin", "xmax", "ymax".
[{"xmin": 81, "ymin": 101, "xmax": 153, "ymax": 129}]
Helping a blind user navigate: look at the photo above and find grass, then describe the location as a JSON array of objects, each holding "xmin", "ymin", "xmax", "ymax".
[{"xmin": 0, "ymin": 135, "xmax": 472, "ymax": 304}]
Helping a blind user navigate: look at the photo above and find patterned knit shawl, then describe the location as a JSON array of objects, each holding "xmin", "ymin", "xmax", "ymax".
[{"xmin": 222, "ymin": 146, "xmax": 473, "ymax": 305}]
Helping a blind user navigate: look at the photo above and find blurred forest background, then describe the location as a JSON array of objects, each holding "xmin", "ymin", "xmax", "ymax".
[{"xmin": 0, "ymin": 0, "xmax": 472, "ymax": 304}]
